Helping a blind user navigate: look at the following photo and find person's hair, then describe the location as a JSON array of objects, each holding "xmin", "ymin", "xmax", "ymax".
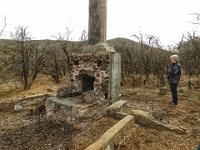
[{"xmin": 170, "ymin": 55, "xmax": 179, "ymax": 62}]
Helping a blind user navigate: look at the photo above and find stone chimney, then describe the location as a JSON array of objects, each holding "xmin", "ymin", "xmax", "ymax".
[
  {"xmin": 68, "ymin": 0, "xmax": 121, "ymax": 104},
  {"xmin": 88, "ymin": 0, "xmax": 107, "ymax": 45}
]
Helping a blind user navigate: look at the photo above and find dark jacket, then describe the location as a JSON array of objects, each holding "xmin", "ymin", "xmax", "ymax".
[{"xmin": 168, "ymin": 63, "xmax": 181, "ymax": 84}]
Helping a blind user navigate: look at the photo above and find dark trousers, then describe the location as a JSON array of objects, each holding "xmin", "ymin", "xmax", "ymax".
[{"xmin": 170, "ymin": 83, "xmax": 178, "ymax": 105}]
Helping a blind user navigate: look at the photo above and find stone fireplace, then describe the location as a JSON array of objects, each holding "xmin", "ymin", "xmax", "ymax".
[
  {"xmin": 69, "ymin": 44, "xmax": 121, "ymax": 103},
  {"xmin": 46, "ymin": 0, "xmax": 121, "ymax": 106}
]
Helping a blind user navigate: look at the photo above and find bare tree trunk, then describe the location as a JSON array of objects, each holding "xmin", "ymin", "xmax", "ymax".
[
  {"xmin": 22, "ymin": 62, "xmax": 29, "ymax": 90},
  {"xmin": 53, "ymin": 56, "xmax": 60, "ymax": 83},
  {"xmin": 0, "ymin": 16, "xmax": 6, "ymax": 37},
  {"xmin": 188, "ymin": 74, "xmax": 192, "ymax": 90}
]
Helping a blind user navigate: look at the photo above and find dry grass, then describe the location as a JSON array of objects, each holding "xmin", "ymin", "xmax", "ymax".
[
  {"xmin": 0, "ymin": 75, "xmax": 199, "ymax": 150},
  {"xmin": 1, "ymin": 74, "xmax": 198, "ymax": 103},
  {"xmin": 0, "ymin": 75, "xmax": 70, "ymax": 103}
]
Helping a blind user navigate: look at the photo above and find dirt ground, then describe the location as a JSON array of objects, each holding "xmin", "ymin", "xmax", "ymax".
[
  {"xmin": 120, "ymin": 87, "xmax": 200, "ymax": 150},
  {"xmin": 0, "ymin": 77, "xmax": 199, "ymax": 150},
  {"xmin": 0, "ymin": 111, "xmax": 117, "ymax": 150}
]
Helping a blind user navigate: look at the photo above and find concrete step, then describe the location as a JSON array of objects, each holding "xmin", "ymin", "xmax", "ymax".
[{"xmin": 106, "ymin": 100, "xmax": 127, "ymax": 116}]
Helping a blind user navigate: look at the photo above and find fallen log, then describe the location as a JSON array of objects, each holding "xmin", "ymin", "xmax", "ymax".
[{"xmin": 131, "ymin": 110, "xmax": 186, "ymax": 134}]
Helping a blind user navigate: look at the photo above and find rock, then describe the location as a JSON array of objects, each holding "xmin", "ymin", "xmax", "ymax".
[
  {"xmin": 47, "ymin": 88, "xmax": 53, "ymax": 92},
  {"xmin": 131, "ymin": 110, "xmax": 152, "ymax": 125},
  {"xmin": 57, "ymin": 86, "xmax": 80, "ymax": 97},
  {"xmin": 14, "ymin": 102, "xmax": 23, "ymax": 111},
  {"xmin": 131, "ymin": 110, "xmax": 186, "ymax": 134},
  {"xmin": 114, "ymin": 112, "xmax": 128, "ymax": 120},
  {"xmin": 84, "ymin": 93, "xmax": 96, "ymax": 103},
  {"xmin": 106, "ymin": 100, "xmax": 127, "ymax": 116},
  {"xmin": 73, "ymin": 124, "xmax": 81, "ymax": 130},
  {"xmin": 179, "ymin": 89, "xmax": 184, "ymax": 94},
  {"xmin": 57, "ymin": 86, "xmax": 72, "ymax": 97}
]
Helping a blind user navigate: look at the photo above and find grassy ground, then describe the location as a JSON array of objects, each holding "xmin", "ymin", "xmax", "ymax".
[
  {"xmin": 120, "ymin": 86, "xmax": 200, "ymax": 150},
  {"xmin": 0, "ymin": 77, "xmax": 199, "ymax": 149},
  {"xmin": 0, "ymin": 75, "xmax": 69, "ymax": 103}
]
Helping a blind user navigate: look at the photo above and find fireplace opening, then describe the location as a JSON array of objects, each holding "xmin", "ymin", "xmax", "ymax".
[{"xmin": 82, "ymin": 75, "xmax": 95, "ymax": 92}]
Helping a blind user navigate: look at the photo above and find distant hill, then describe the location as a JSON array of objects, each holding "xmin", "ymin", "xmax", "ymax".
[
  {"xmin": 108, "ymin": 37, "xmax": 140, "ymax": 48},
  {"xmin": 0, "ymin": 37, "xmax": 141, "ymax": 51},
  {"xmin": 0, "ymin": 37, "xmax": 166, "ymax": 55}
]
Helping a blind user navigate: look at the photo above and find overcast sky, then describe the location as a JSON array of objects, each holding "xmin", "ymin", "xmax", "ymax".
[{"xmin": 0, "ymin": 0, "xmax": 200, "ymax": 47}]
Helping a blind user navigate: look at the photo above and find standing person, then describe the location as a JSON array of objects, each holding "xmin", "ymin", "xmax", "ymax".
[
  {"xmin": 196, "ymin": 144, "xmax": 200, "ymax": 150},
  {"xmin": 167, "ymin": 55, "xmax": 181, "ymax": 106}
]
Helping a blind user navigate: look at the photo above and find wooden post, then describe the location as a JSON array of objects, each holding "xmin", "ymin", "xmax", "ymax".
[{"xmin": 88, "ymin": 0, "xmax": 107, "ymax": 45}]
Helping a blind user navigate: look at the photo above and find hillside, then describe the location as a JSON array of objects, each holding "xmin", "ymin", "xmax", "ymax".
[
  {"xmin": 0, "ymin": 37, "xmax": 142, "ymax": 52},
  {"xmin": 108, "ymin": 37, "xmax": 141, "ymax": 49}
]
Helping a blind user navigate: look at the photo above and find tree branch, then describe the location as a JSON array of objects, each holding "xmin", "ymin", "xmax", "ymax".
[{"xmin": 0, "ymin": 16, "xmax": 6, "ymax": 37}]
